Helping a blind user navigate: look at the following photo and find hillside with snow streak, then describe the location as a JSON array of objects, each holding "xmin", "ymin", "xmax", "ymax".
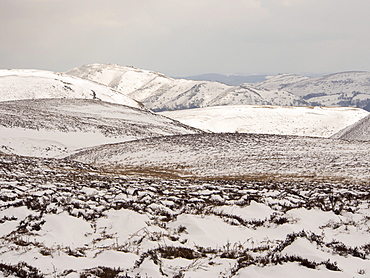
[{"xmin": 331, "ymin": 114, "xmax": 370, "ymax": 141}]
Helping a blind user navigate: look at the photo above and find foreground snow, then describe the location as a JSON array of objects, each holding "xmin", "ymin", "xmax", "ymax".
[
  {"xmin": 159, "ymin": 105, "xmax": 369, "ymax": 136},
  {"xmin": 0, "ymin": 153, "xmax": 369, "ymax": 277}
]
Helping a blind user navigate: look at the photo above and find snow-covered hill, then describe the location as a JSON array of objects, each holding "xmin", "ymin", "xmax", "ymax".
[
  {"xmin": 69, "ymin": 133, "xmax": 370, "ymax": 183},
  {"xmin": 0, "ymin": 69, "xmax": 143, "ymax": 109},
  {"xmin": 256, "ymin": 71, "xmax": 370, "ymax": 110},
  {"xmin": 0, "ymin": 99, "xmax": 202, "ymax": 157},
  {"xmin": 331, "ymin": 114, "xmax": 370, "ymax": 141},
  {"xmin": 66, "ymin": 64, "xmax": 308, "ymax": 111},
  {"xmin": 66, "ymin": 63, "xmax": 166, "ymax": 96},
  {"xmin": 159, "ymin": 105, "xmax": 369, "ymax": 137},
  {"xmin": 1, "ymin": 153, "xmax": 369, "ymax": 277}
]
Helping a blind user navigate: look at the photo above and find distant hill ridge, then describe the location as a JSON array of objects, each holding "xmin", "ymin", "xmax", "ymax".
[
  {"xmin": 67, "ymin": 64, "xmax": 370, "ymax": 112},
  {"xmin": 66, "ymin": 64, "xmax": 308, "ymax": 111}
]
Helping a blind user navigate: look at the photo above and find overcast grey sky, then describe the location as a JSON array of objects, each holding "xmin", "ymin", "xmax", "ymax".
[{"xmin": 1, "ymin": 0, "xmax": 370, "ymax": 76}]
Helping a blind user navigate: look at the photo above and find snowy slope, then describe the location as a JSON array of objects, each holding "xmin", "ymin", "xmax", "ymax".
[
  {"xmin": 0, "ymin": 99, "xmax": 202, "ymax": 157},
  {"xmin": 331, "ymin": 114, "xmax": 370, "ymax": 141},
  {"xmin": 1, "ymin": 150, "xmax": 369, "ymax": 277},
  {"xmin": 69, "ymin": 133, "xmax": 370, "ymax": 183},
  {"xmin": 0, "ymin": 69, "xmax": 143, "ymax": 109},
  {"xmin": 256, "ymin": 71, "xmax": 370, "ymax": 110},
  {"xmin": 159, "ymin": 105, "xmax": 369, "ymax": 137},
  {"xmin": 66, "ymin": 64, "xmax": 308, "ymax": 111}
]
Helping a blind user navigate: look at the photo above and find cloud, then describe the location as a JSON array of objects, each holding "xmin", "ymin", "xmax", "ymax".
[{"xmin": 1, "ymin": 0, "xmax": 370, "ymax": 75}]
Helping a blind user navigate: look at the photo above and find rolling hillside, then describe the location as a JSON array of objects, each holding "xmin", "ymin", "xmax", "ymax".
[
  {"xmin": 0, "ymin": 99, "xmax": 202, "ymax": 157},
  {"xmin": 69, "ymin": 133, "xmax": 370, "ymax": 182}
]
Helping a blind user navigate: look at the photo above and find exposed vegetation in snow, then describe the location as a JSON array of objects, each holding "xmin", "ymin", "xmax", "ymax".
[{"xmin": 0, "ymin": 153, "xmax": 369, "ymax": 277}]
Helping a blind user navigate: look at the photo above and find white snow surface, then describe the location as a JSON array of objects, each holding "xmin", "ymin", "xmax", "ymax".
[
  {"xmin": 67, "ymin": 64, "xmax": 370, "ymax": 110},
  {"xmin": 66, "ymin": 63, "xmax": 167, "ymax": 96},
  {"xmin": 159, "ymin": 105, "xmax": 369, "ymax": 137},
  {"xmin": 0, "ymin": 69, "xmax": 142, "ymax": 109}
]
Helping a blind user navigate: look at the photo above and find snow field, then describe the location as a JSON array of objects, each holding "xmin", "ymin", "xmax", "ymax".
[{"xmin": 159, "ymin": 105, "xmax": 369, "ymax": 136}]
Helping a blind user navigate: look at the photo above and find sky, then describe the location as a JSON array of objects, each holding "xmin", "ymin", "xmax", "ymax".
[{"xmin": 1, "ymin": 0, "xmax": 370, "ymax": 76}]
